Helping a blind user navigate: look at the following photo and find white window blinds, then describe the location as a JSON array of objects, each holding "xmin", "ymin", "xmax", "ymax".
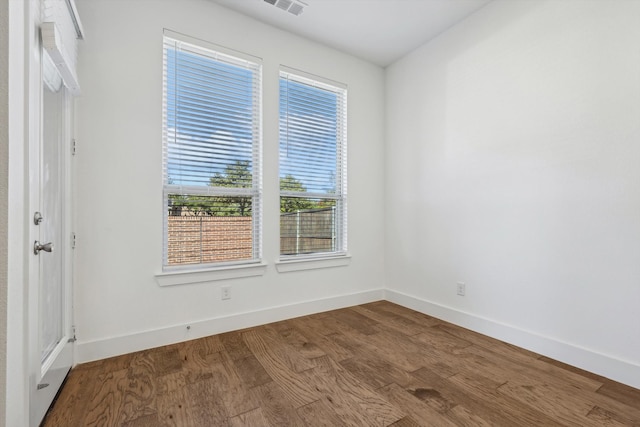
[
  {"xmin": 279, "ymin": 70, "xmax": 347, "ymax": 258},
  {"xmin": 163, "ymin": 34, "xmax": 262, "ymax": 268}
]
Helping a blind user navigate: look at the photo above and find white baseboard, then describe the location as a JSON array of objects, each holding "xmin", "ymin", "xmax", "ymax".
[
  {"xmin": 75, "ymin": 287, "xmax": 640, "ymax": 391},
  {"xmin": 75, "ymin": 288, "xmax": 384, "ymax": 364},
  {"xmin": 384, "ymin": 289, "xmax": 640, "ymax": 390}
]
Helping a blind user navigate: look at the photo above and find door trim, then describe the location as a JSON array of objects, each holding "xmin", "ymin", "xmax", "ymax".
[{"xmin": 28, "ymin": 9, "xmax": 75, "ymax": 425}]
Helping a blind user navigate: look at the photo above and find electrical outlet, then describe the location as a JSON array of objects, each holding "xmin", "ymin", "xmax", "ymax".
[
  {"xmin": 456, "ymin": 282, "xmax": 466, "ymax": 296},
  {"xmin": 221, "ymin": 286, "xmax": 231, "ymax": 300}
]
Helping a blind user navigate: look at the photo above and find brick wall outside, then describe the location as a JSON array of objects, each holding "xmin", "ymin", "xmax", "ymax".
[{"xmin": 167, "ymin": 216, "xmax": 253, "ymax": 265}]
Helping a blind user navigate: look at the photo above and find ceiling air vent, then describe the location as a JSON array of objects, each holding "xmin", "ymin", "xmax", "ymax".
[
  {"xmin": 288, "ymin": 2, "xmax": 304, "ymax": 16},
  {"xmin": 264, "ymin": 0, "xmax": 307, "ymax": 16}
]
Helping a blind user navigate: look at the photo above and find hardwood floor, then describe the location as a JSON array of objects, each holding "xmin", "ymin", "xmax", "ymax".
[{"xmin": 42, "ymin": 301, "xmax": 640, "ymax": 426}]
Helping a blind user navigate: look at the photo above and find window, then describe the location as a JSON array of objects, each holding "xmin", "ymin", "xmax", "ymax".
[
  {"xmin": 162, "ymin": 34, "xmax": 262, "ymax": 269},
  {"xmin": 279, "ymin": 69, "xmax": 347, "ymax": 259}
]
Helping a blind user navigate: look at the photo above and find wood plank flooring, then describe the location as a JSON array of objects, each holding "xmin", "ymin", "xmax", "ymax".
[{"xmin": 42, "ymin": 301, "xmax": 640, "ymax": 426}]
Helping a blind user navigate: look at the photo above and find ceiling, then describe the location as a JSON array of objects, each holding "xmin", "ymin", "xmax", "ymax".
[{"xmin": 211, "ymin": 0, "xmax": 492, "ymax": 67}]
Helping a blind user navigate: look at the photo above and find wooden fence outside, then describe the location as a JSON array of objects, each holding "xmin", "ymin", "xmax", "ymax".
[{"xmin": 280, "ymin": 208, "xmax": 335, "ymax": 255}]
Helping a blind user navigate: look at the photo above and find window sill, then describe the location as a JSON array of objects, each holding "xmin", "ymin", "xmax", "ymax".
[
  {"xmin": 155, "ymin": 263, "xmax": 267, "ymax": 287},
  {"xmin": 276, "ymin": 254, "xmax": 351, "ymax": 273}
]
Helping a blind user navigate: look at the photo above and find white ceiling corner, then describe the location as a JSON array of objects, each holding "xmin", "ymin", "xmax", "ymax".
[{"xmin": 210, "ymin": 0, "xmax": 493, "ymax": 67}]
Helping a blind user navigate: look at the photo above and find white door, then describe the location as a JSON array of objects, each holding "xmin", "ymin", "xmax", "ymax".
[{"xmin": 29, "ymin": 51, "xmax": 74, "ymax": 426}]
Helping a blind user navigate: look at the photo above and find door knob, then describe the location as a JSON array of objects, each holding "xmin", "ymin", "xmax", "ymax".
[{"xmin": 34, "ymin": 241, "xmax": 54, "ymax": 255}]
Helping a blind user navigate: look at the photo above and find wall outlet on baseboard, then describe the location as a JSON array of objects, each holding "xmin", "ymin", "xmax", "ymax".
[
  {"xmin": 221, "ymin": 286, "xmax": 231, "ymax": 300},
  {"xmin": 456, "ymin": 282, "xmax": 466, "ymax": 296}
]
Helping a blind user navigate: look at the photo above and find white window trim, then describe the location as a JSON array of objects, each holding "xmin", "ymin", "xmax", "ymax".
[
  {"xmin": 164, "ymin": 29, "xmax": 262, "ymax": 65},
  {"xmin": 162, "ymin": 30, "xmax": 263, "ymax": 272},
  {"xmin": 280, "ymin": 65, "xmax": 347, "ymax": 91},
  {"xmin": 278, "ymin": 67, "xmax": 348, "ymax": 262},
  {"xmin": 155, "ymin": 262, "xmax": 267, "ymax": 287},
  {"xmin": 275, "ymin": 254, "xmax": 351, "ymax": 273}
]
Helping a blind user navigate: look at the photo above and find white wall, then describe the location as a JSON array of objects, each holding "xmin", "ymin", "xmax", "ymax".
[
  {"xmin": 385, "ymin": 0, "xmax": 640, "ymax": 388},
  {"xmin": 4, "ymin": 0, "xmax": 30, "ymax": 424},
  {"xmin": 74, "ymin": 0, "xmax": 385, "ymax": 361},
  {"xmin": 0, "ymin": 0, "xmax": 9, "ymax": 423}
]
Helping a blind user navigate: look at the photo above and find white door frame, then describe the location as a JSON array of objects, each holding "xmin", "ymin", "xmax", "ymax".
[
  {"xmin": 5, "ymin": 0, "xmax": 31, "ymax": 424},
  {"xmin": 27, "ymin": 1, "xmax": 75, "ymax": 424}
]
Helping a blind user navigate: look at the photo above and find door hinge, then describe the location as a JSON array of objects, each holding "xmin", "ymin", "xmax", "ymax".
[
  {"xmin": 68, "ymin": 326, "xmax": 77, "ymax": 343},
  {"xmin": 71, "ymin": 232, "xmax": 76, "ymax": 249},
  {"xmin": 71, "ymin": 138, "xmax": 77, "ymax": 156}
]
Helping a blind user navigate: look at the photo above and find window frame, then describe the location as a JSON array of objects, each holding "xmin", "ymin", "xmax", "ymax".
[
  {"xmin": 161, "ymin": 31, "xmax": 263, "ymax": 272},
  {"xmin": 278, "ymin": 67, "xmax": 348, "ymax": 262}
]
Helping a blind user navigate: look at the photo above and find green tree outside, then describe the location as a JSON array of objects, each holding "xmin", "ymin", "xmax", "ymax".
[
  {"xmin": 209, "ymin": 160, "xmax": 252, "ymax": 216},
  {"xmin": 169, "ymin": 160, "xmax": 328, "ymax": 216},
  {"xmin": 280, "ymin": 174, "xmax": 317, "ymax": 213},
  {"xmin": 168, "ymin": 160, "xmax": 253, "ymax": 216}
]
